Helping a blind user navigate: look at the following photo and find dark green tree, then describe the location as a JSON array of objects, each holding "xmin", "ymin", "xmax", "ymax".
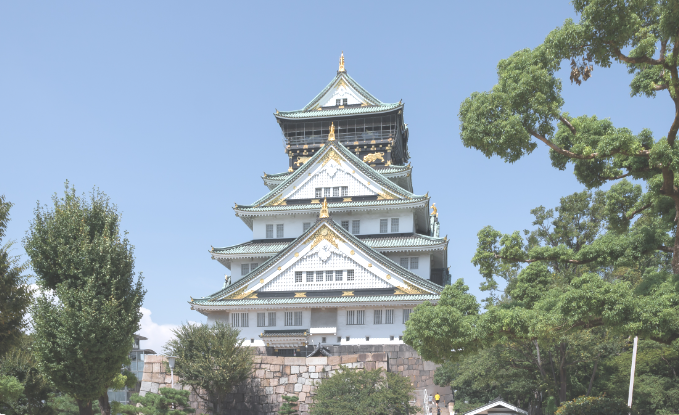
[
  {"xmin": 114, "ymin": 388, "xmax": 195, "ymax": 415},
  {"xmin": 279, "ymin": 395, "xmax": 299, "ymax": 415},
  {"xmin": 0, "ymin": 195, "xmax": 32, "ymax": 357},
  {"xmin": 24, "ymin": 184, "xmax": 145, "ymax": 415},
  {"xmin": 457, "ymin": 0, "xmax": 679, "ymax": 342},
  {"xmin": 555, "ymin": 396, "xmax": 638, "ymax": 415},
  {"xmin": 163, "ymin": 321, "xmax": 253, "ymax": 415},
  {"xmin": 310, "ymin": 367, "xmax": 418, "ymax": 415}
]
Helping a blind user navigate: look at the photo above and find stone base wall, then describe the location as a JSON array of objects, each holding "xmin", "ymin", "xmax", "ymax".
[{"xmin": 141, "ymin": 345, "xmax": 452, "ymax": 415}]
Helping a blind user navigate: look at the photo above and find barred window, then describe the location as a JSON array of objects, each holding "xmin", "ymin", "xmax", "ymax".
[
  {"xmin": 341, "ymin": 220, "xmax": 349, "ymax": 231},
  {"xmin": 347, "ymin": 270, "xmax": 355, "ymax": 281},
  {"xmin": 400, "ymin": 258, "xmax": 409, "ymax": 269},
  {"xmin": 315, "ymin": 188, "xmax": 322, "ymax": 198},
  {"xmin": 333, "ymin": 187, "xmax": 340, "ymax": 197},
  {"xmin": 268, "ymin": 312, "xmax": 276, "ymax": 327},
  {"xmin": 231, "ymin": 313, "xmax": 240, "ymax": 327},
  {"xmin": 241, "ymin": 263, "xmax": 250, "ymax": 275},
  {"xmin": 326, "ymin": 270, "xmax": 333, "ymax": 281},
  {"xmin": 347, "ymin": 310, "xmax": 355, "ymax": 325},
  {"xmin": 374, "ymin": 310, "xmax": 383, "ymax": 324},
  {"xmin": 380, "ymin": 219, "xmax": 388, "ymax": 233},
  {"xmin": 251, "ymin": 263, "xmax": 258, "ymax": 270},
  {"xmin": 276, "ymin": 224, "xmax": 284, "ymax": 238},
  {"xmin": 341, "ymin": 186, "xmax": 348, "ymax": 197},
  {"xmin": 285, "ymin": 311, "xmax": 302, "ymax": 326},
  {"xmin": 324, "ymin": 187, "xmax": 331, "ymax": 198},
  {"xmin": 385, "ymin": 309, "xmax": 394, "ymax": 324},
  {"xmin": 335, "ymin": 270, "xmax": 343, "ymax": 281},
  {"xmin": 241, "ymin": 313, "xmax": 249, "ymax": 327},
  {"xmin": 266, "ymin": 224, "xmax": 273, "ymax": 239},
  {"xmin": 303, "ymin": 222, "xmax": 311, "ymax": 232},
  {"xmin": 356, "ymin": 310, "xmax": 365, "ymax": 325},
  {"xmin": 285, "ymin": 312, "xmax": 293, "ymax": 326},
  {"xmin": 257, "ymin": 313, "xmax": 266, "ymax": 327},
  {"xmin": 403, "ymin": 309, "xmax": 412, "ymax": 323},
  {"xmin": 391, "ymin": 218, "xmax": 399, "ymax": 233},
  {"xmin": 316, "ymin": 271, "xmax": 324, "ymax": 282},
  {"xmin": 410, "ymin": 257, "xmax": 419, "ymax": 270},
  {"xmin": 352, "ymin": 220, "xmax": 360, "ymax": 234},
  {"xmin": 294, "ymin": 311, "xmax": 302, "ymax": 326},
  {"xmin": 295, "ymin": 271, "xmax": 303, "ymax": 283},
  {"xmin": 306, "ymin": 271, "xmax": 314, "ymax": 282}
]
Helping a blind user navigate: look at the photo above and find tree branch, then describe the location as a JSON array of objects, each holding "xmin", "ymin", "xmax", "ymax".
[
  {"xmin": 558, "ymin": 116, "xmax": 577, "ymax": 135},
  {"xmin": 602, "ymin": 168, "xmax": 652, "ymax": 181},
  {"xmin": 623, "ymin": 203, "xmax": 652, "ymax": 221},
  {"xmin": 609, "ymin": 44, "xmax": 663, "ymax": 66},
  {"xmin": 527, "ymin": 129, "xmax": 649, "ymax": 160}
]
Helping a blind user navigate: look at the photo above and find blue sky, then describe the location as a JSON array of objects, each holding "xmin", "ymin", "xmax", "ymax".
[{"xmin": 1, "ymin": 1, "xmax": 671, "ymax": 351}]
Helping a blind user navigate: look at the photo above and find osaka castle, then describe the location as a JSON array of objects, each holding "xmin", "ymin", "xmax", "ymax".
[{"xmin": 189, "ymin": 53, "xmax": 449, "ymax": 354}]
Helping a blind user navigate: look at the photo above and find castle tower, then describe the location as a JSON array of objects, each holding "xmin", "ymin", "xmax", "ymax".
[{"xmin": 190, "ymin": 55, "xmax": 449, "ymax": 355}]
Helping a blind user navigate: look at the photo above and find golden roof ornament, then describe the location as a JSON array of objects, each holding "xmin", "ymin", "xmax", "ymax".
[
  {"xmin": 431, "ymin": 203, "xmax": 438, "ymax": 217},
  {"xmin": 319, "ymin": 198, "xmax": 330, "ymax": 218},
  {"xmin": 328, "ymin": 122, "xmax": 336, "ymax": 141},
  {"xmin": 338, "ymin": 51, "xmax": 345, "ymax": 72}
]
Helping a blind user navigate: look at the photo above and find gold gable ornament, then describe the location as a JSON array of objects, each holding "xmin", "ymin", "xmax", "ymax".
[
  {"xmin": 338, "ymin": 51, "xmax": 345, "ymax": 72},
  {"xmin": 319, "ymin": 198, "xmax": 330, "ymax": 218},
  {"xmin": 328, "ymin": 122, "xmax": 336, "ymax": 141}
]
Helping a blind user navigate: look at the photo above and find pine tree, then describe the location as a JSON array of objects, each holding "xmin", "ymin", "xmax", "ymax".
[{"xmin": 280, "ymin": 395, "xmax": 299, "ymax": 415}]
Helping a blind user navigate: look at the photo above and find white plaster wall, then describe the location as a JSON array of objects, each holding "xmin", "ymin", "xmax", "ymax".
[
  {"xmin": 251, "ymin": 210, "xmax": 414, "ymax": 240},
  {"xmin": 384, "ymin": 253, "xmax": 431, "ymax": 281},
  {"xmin": 207, "ymin": 308, "xmax": 414, "ymax": 346}
]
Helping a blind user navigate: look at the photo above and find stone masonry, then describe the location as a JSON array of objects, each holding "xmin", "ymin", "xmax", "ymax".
[{"xmin": 141, "ymin": 345, "xmax": 452, "ymax": 415}]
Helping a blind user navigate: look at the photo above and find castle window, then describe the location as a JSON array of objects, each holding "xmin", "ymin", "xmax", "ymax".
[
  {"xmin": 268, "ymin": 312, "xmax": 276, "ymax": 326},
  {"xmin": 241, "ymin": 263, "xmax": 250, "ymax": 275},
  {"xmin": 336, "ymin": 98, "xmax": 341, "ymax": 106},
  {"xmin": 315, "ymin": 188, "xmax": 322, "ymax": 198},
  {"xmin": 295, "ymin": 271, "xmax": 303, "ymax": 283},
  {"xmin": 294, "ymin": 311, "xmax": 302, "ymax": 326},
  {"xmin": 324, "ymin": 187, "xmax": 331, "ymax": 198},
  {"xmin": 338, "ymin": 336, "xmax": 342, "ymax": 343},
  {"xmin": 306, "ymin": 271, "xmax": 314, "ymax": 282},
  {"xmin": 410, "ymin": 257, "xmax": 419, "ymax": 269},
  {"xmin": 276, "ymin": 224, "xmax": 284, "ymax": 238},
  {"xmin": 341, "ymin": 186, "xmax": 348, "ymax": 197},
  {"xmin": 316, "ymin": 271, "xmax": 324, "ymax": 282},
  {"xmin": 366, "ymin": 336, "xmax": 369, "ymax": 341},
  {"xmin": 403, "ymin": 309, "xmax": 412, "ymax": 323},
  {"xmin": 391, "ymin": 218, "xmax": 399, "ymax": 232},
  {"xmin": 285, "ymin": 311, "xmax": 302, "ymax": 326},
  {"xmin": 351, "ymin": 220, "xmax": 360, "ymax": 234},
  {"xmin": 390, "ymin": 335, "xmax": 394, "ymax": 341},
  {"xmin": 380, "ymin": 219, "xmax": 388, "ymax": 233},
  {"xmin": 232, "ymin": 312, "xmax": 248, "ymax": 327},
  {"xmin": 335, "ymin": 270, "xmax": 343, "ymax": 281},
  {"xmin": 347, "ymin": 310, "xmax": 365, "ymax": 325},
  {"xmin": 346, "ymin": 336, "xmax": 350, "ymax": 341},
  {"xmin": 400, "ymin": 258, "xmax": 409, "ymax": 269},
  {"xmin": 322, "ymin": 337, "xmax": 326, "ymax": 343},
  {"xmin": 257, "ymin": 313, "xmax": 266, "ymax": 327},
  {"xmin": 326, "ymin": 271, "xmax": 333, "ymax": 281},
  {"xmin": 347, "ymin": 270, "xmax": 355, "ymax": 281},
  {"xmin": 266, "ymin": 224, "xmax": 274, "ymax": 239},
  {"xmin": 343, "ymin": 98, "xmax": 348, "ymax": 105},
  {"xmin": 341, "ymin": 220, "xmax": 349, "ymax": 231},
  {"xmin": 374, "ymin": 310, "xmax": 383, "ymax": 324},
  {"xmin": 333, "ymin": 187, "xmax": 340, "ymax": 197},
  {"xmin": 385, "ymin": 309, "xmax": 394, "ymax": 324},
  {"xmin": 303, "ymin": 222, "xmax": 311, "ymax": 232}
]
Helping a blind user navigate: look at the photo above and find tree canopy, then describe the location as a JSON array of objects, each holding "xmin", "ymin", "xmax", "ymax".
[{"xmin": 24, "ymin": 184, "xmax": 145, "ymax": 415}]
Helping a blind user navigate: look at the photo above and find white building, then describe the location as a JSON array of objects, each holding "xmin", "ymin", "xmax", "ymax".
[{"xmin": 190, "ymin": 54, "xmax": 449, "ymax": 355}]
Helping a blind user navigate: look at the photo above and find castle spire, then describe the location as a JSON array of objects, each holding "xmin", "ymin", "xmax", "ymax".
[
  {"xmin": 319, "ymin": 198, "xmax": 329, "ymax": 218},
  {"xmin": 338, "ymin": 52, "xmax": 345, "ymax": 72}
]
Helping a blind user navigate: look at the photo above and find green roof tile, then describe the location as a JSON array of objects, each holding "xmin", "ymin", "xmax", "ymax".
[{"xmin": 192, "ymin": 294, "xmax": 440, "ymax": 306}]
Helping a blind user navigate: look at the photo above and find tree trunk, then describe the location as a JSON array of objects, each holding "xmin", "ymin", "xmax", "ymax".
[
  {"xmin": 77, "ymin": 399, "xmax": 93, "ymax": 415},
  {"xmin": 98, "ymin": 393, "xmax": 111, "ymax": 415},
  {"xmin": 586, "ymin": 353, "xmax": 601, "ymax": 396},
  {"xmin": 548, "ymin": 351, "xmax": 559, "ymax": 397},
  {"xmin": 559, "ymin": 342, "xmax": 568, "ymax": 403}
]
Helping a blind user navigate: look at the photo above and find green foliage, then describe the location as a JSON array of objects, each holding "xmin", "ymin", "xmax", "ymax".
[
  {"xmin": 0, "ymin": 195, "xmax": 32, "ymax": 357},
  {"xmin": 0, "ymin": 335, "xmax": 56, "ymax": 415},
  {"xmin": 163, "ymin": 321, "xmax": 253, "ymax": 415},
  {"xmin": 310, "ymin": 367, "xmax": 418, "ymax": 415},
  {"xmin": 555, "ymin": 396, "xmax": 637, "ymax": 415},
  {"xmin": 24, "ymin": 183, "xmax": 145, "ymax": 414},
  {"xmin": 45, "ymin": 393, "xmax": 99, "ymax": 415},
  {"xmin": 0, "ymin": 375, "xmax": 24, "ymax": 404},
  {"xmin": 115, "ymin": 388, "xmax": 194, "ymax": 415},
  {"xmin": 279, "ymin": 395, "xmax": 299, "ymax": 415}
]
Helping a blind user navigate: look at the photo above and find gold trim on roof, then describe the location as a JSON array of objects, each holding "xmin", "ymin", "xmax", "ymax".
[
  {"xmin": 304, "ymin": 225, "xmax": 345, "ymax": 250},
  {"xmin": 342, "ymin": 291, "xmax": 354, "ymax": 296},
  {"xmin": 319, "ymin": 198, "xmax": 330, "ymax": 218},
  {"xmin": 295, "ymin": 292, "xmax": 307, "ymax": 298},
  {"xmin": 338, "ymin": 52, "xmax": 345, "ymax": 72},
  {"xmin": 328, "ymin": 122, "xmax": 335, "ymax": 141},
  {"xmin": 319, "ymin": 148, "xmax": 343, "ymax": 166},
  {"xmin": 221, "ymin": 284, "xmax": 250, "ymax": 300},
  {"xmin": 395, "ymin": 281, "xmax": 427, "ymax": 295}
]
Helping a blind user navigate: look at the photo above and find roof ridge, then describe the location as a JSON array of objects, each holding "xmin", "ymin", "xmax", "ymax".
[{"xmin": 299, "ymin": 72, "xmax": 383, "ymax": 113}]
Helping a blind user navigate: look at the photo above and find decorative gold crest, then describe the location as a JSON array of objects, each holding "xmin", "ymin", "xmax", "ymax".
[
  {"xmin": 295, "ymin": 292, "xmax": 307, "ymax": 298},
  {"xmin": 342, "ymin": 291, "xmax": 354, "ymax": 296},
  {"xmin": 319, "ymin": 148, "xmax": 343, "ymax": 166},
  {"xmin": 304, "ymin": 225, "xmax": 345, "ymax": 250}
]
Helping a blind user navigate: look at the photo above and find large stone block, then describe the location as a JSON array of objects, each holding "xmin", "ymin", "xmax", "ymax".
[
  {"xmin": 142, "ymin": 372, "xmax": 153, "ymax": 382},
  {"xmin": 327, "ymin": 355, "xmax": 341, "ymax": 365},
  {"xmin": 150, "ymin": 382, "xmax": 160, "ymax": 394},
  {"xmin": 423, "ymin": 360, "xmax": 437, "ymax": 371},
  {"xmin": 376, "ymin": 361, "xmax": 388, "ymax": 370},
  {"xmin": 284, "ymin": 356, "xmax": 306, "ymax": 365},
  {"xmin": 294, "ymin": 383, "xmax": 303, "ymax": 392},
  {"xmin": 291, "ymin": 366, "xmax": 299, "ymax": 374},
  {"xmin": 140, "ymin": 381, "xmax": 152, "ymax": 392},
  {"xmin": 306, "ymin": 357, "xmax": 327, "ymax": 365},
  {"xmin": 263, "ymin": 356, "xmax": 285, "ymax": 364},
  {"xmin": 152, "ymin": 372, "xmax": 165, "ymax": 383},
  {"xmin": 373, "ymin": 352, "xmax": 386, "ymax": 362},
  {"xmin": 308, "ymin": 366, "xmax": 316, "ymax": 373},
  {"xmin": 365, "ymin": 361, "xmax": 376, "ymax": 370},
  {"xmin": 341, "ymin": 355, "xmax": 357, "ymax": 364}
]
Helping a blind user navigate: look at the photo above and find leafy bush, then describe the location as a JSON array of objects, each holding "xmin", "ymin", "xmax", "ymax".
[{"xmin": 555, "ymin": 396, "xmax": 637, "ymax": 415}]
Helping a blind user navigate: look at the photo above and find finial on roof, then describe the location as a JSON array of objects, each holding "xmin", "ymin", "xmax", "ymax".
[
  {"xmin": 328, "ymin": 122, "xmax": 336, "ymax": 141},
  {"xmin": 288, "ymin": 166, "xmax": 293, "ymax": 172},
  {"xmin": 338, "ymin": 51, "xmax": 345, "ymax": 72},
  {"xmin": 276, "ymin": 109, "xmax": 279, "ymax": 114},
  {"xmin": 431, "ymin": 203, "xmax": 438, "ymax": 217},
  {"xmin": 319, "ymin": 198, "xmax": 330, "ymax": 218}
]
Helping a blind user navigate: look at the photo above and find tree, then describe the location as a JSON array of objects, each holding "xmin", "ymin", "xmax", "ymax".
[
  {"xmin": 310, "ymin": 367, "xmax": 419, "ymax": 415},
  {"xmin": 0, "ymin": 376, "xmax": 24, "ymax": 405},
  {"xmin": 458, "ymin": 0, "xmax": 679, "ymax": 341},
  {"xmin": 114, "ymin": 388, "xmax": 195, "ymax": 415},
  {"xmin": 0, "ymin": 195, "xmax": 32, "ymax": 357},
  {"xmin": 555, "ymin": 396, "xmax": 637, "ymax": 415},
  {"xmin": 279, "ymin": 395, "xmax": 299, "ymax": 415},
  {"xmin": 163, "ymin": 321, "xmax": 253, "ymax": 415},
  {"xmin": 24, "ymin": 184, "xmax": 145, "ymax": 415}
]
